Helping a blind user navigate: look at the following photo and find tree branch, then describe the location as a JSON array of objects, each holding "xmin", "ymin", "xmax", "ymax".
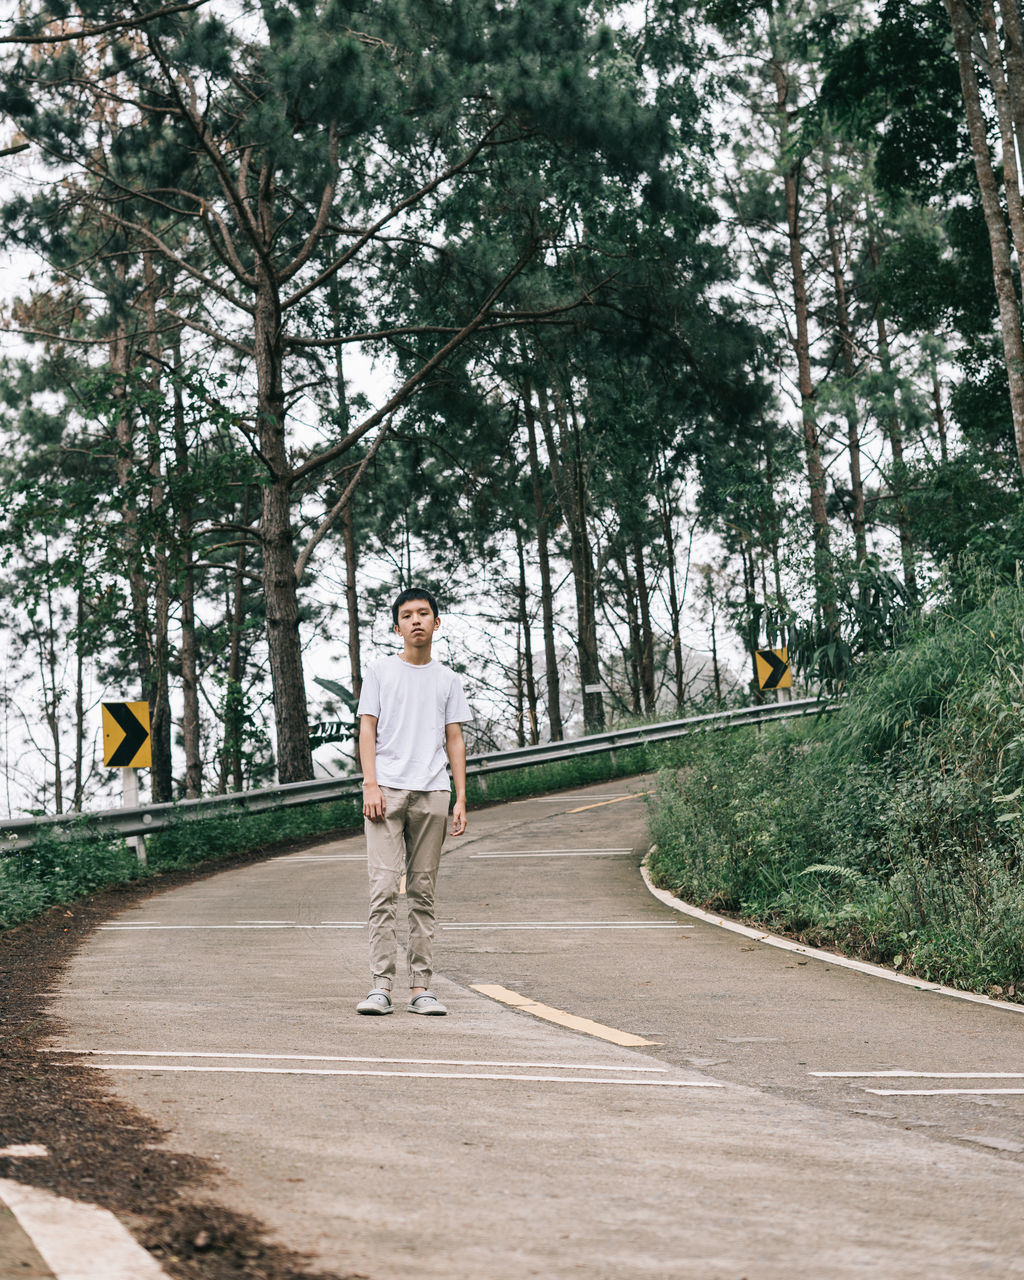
[
  {"xmin": 280, "ymin": 121, "xmax": 505, "ymax": 313},
  {"xmin": 294, "ymin": 416, "xmax": 394, "ymax": 581},
  {"xmin": 0, "ymin": 1, "xmax": 208, "ymax": 45},
  {"xmin": 290, "ymin": 235, "xmax": 541, "ymax": 487},
  {"xmin": 279, "ymin": 123, "xmax": 339, "ymax": 284}
]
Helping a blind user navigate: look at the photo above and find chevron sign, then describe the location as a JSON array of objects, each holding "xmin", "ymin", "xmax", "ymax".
[
  {"xmin": 754, "ymin": 648, "xmax": 792, "ymax": 691},
  {"xmin": 102, "ymin": 701, "xmax": 152, "ymax": 768}
]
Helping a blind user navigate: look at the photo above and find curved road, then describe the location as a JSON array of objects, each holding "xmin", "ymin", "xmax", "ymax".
[{"xmin": 43, "ymin": 778, "xmax": 1024, "ymax": 1277}]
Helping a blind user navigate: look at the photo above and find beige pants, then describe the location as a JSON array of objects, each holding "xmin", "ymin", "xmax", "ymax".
[{"xmin": 365, "ymin": 787, "xmax": 450, "ymax": 992}]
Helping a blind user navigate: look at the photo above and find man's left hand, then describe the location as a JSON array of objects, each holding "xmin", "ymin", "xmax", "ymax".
[{"xmin": 450, "ymin": 800, "xmax": 467, "ymax": 836}]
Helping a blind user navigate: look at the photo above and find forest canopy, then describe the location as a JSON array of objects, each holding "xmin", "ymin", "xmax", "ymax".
[{"xmin": 1, "ymin": 0, "xmax": 1022, "ymax": 816}]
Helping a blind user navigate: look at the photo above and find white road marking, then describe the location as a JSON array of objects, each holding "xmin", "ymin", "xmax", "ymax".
[
  {"xmin": 812, "ymin": 1071, "xmax": 1024, "ymax": 1079},
  {"xmin": 70, "ymin": 1063, "xmax": 719, "ymax": 1087},
  {"xmin": 0, "ymin": 1177, "xmax": 168, "ymax": 1279},
  {"xmin": 100, "ymin": 923, "xmax": 364, "ymax": 931},
  {"xmin": 512, "ymin": 794, "xmax": 639, "ymax": 803},
  {"xmin": 865, "ymin": 1088, "xmax": 1024, "ymax": 1097},
  {"xmin": 0, "ymin": 1144, "xmax": 48, "ymax": 1158},
  {"xmin": 275, "ymin": 854, "xmax": 365, "ymax": 862},
  {"xmin": 470, "ymin": 850, "xmax": 634, "ymax": 859},
  {"xmin": 51, "ymin": 1049, "xmax": 668, "ymax": 1072},
  {"xmin": 443, "ymin": 921, "xmax": 691, "ymax": 930},
  {"xmin": 642, "ymin": 856, "xmax": 1024, "ymax": 1017}
]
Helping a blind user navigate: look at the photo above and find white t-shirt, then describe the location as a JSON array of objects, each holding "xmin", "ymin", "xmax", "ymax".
[{"xmin": 357, "ymin": 654, "xmax": 472, "ymax": 791}]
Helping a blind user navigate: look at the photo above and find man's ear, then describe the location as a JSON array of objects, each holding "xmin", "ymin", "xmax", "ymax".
[{"xmin": 433, "ymin": 615, "xmax": 442, "ymax": 632}]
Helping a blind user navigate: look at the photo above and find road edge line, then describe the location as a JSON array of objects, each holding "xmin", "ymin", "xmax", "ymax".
[
  {"xmin": 640, "ymin": 851, "xmax": 1024, "ymax": 1017},
  {"xmin": 0, "ymin": 1177, "xmax": 168, "ymax": 1280}
]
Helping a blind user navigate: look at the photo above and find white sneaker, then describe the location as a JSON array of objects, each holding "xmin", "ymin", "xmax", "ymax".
[
  {"xmin": 408, "ymin": 991, "xmax": 447, "ymax": 1015},
  {"xmin": 356, "ymin": 989, "xmax": 394, "ymax": 1015}
]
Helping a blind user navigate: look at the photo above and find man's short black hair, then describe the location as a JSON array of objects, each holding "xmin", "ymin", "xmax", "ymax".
[{"xmin": 392, "ymin": 587, "xmax": 440, "ymax": 626}]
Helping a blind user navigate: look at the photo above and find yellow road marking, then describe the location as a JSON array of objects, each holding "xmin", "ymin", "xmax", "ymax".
[
  {"xmin": 567, "ymin": 791, "xmax": 650, "ymax": 813},
  {"xmin": 471, "ymin": 984, "xmax": 660, "ymax": 1047}
]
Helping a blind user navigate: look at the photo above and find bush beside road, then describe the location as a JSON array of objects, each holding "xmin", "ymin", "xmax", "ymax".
[{"xmin": 648, "ymin": 582, "xmax": 1024, "ymax": 1003}]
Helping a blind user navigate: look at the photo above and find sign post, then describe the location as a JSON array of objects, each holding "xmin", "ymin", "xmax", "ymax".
[{"xmin": 102, "ymin": 701, "xmax": 151, "ymax": 866}]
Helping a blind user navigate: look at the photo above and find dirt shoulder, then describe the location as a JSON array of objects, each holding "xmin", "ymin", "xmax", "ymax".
[{"xmin": 0, "ymin": 842, "xmax": 368, "ymax": 1280}]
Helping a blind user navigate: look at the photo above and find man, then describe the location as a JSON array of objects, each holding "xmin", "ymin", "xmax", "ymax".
[{"xmin": 355, "ymin": 587, "xmax": 471, "ymax": 1016}]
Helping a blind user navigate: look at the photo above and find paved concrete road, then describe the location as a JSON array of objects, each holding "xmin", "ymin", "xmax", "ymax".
[{"xmin": 46, "ymin": 779, "xmax": 1024, "ymax": 1278}]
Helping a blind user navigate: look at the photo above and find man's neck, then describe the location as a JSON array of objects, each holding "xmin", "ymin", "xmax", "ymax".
[{"xmin": 400, "ymin": 645, "xmax": 433, "ymax": 666}]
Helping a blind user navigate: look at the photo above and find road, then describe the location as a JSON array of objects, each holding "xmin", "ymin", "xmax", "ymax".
[{"xmin": 32, "ymin": 778, "xmax": 1024, "ymax": 1277}]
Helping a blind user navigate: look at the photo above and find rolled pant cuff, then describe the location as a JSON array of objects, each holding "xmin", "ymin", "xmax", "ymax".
[
  {"xmin": 371, "ymin": 978, "xmax": 393, "ymax": 993},
  {"xmin": 410, "ymin": 973, "xmax": 432, "ymax": 989}
]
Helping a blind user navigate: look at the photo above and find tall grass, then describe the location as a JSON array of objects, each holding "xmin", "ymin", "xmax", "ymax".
[{"xmin": 648, "ymin": 580, "xmax": 1024, "ymax": 999}]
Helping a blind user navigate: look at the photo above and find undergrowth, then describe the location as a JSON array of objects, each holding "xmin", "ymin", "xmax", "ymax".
[{"xmin": 647, "ymin": 578, "xmax": 1024, "ymax": 1001}]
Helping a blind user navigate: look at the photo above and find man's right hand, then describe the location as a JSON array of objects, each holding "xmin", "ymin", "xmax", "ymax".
[{"xmin": 362, "ymin": 784, "xmax": 386, "ymax": 822}]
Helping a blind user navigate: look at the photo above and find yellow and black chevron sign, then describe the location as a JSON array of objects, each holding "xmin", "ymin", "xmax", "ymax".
[
  {"xmin": 755, "ymin": 648, "xmax": 792, "ymax": 691},
  {"xmin": 102, "ymin": 701, "xmax": 152, "ymax": 768}
]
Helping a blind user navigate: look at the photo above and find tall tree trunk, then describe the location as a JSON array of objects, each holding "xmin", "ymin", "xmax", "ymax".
[
  {"xmin": 254, "ymin": 221, "xmax": 313, "ymax": 782},
  {"xmin": 946, "ymin": 0, "xmax": 1024, "ymax": 477},
  {"xmin": 997, "ymin": 0, "xmax": 1024, "ymax": 146},
  {"xmin": 702, "ymin": 566, "xmax": 723, "ymax": 707},
  {"xmin": 523, "ymin": 380, "xmax": 563, "ymax": 740},
  {"xmin": 516, "ymin": 525, "xmax": 540, "ymax": 744},
  {"xmin": 743, "ymin": 545, "xmax": 763, "ymax": 702},
  {"xmin": 770, "ymin": 27, "xmax": 838, "ymax": 637},
  {"xmin": 617, "ymin": 539, "xmax": 643, "ymax": 715},
  {"xmin": 632, "ymin": 530, "xmax": 657, "ymax": 716},
  {"xmin": 343, "ymin": 499, "xmax": 362, "ymax": 700},
  {"xmin": 141, "ymin": 251, "xmax": 173, "ymax": 801},
  {"xmin": 172, "ymin": 337, "xmax": 202, "ymax": 798},
  {"xmin": 931, "ymin": 357, "xmax": 949, "ymax": 464},
  {"xmin": 872, "ymin": 296, "xmax": 918, "ymax": 600},
  {"xmin": 824, "ymin": 173, "xmax": 868, "ymax": 571},
  {"xmin": 981, "ymin": 0, "xmax": 1024, "ymax": 280},
  {"xmin": 111, "ymin": 315, "xmax": 162, "ymax": 787},
  {"xmin": 541, "ymin": 386, "xmax": 604, "ymax": 731},
  {"xmin": 659, "ymin": 486, "xmax": 686, "ymax": 712},
  {"xmin": 39, "ymin": 577, "xmax": 62, "ymax": 814},
  {"xmin": 333, "ymin": 302, "xmax": 362, "ymax": 707},
  {"xmin": 73, "ymin": 581, "xmax": 85, "ymax": 812},
  {"xmin": 218, "ymin": 524, "xmax": 250, "ymax": 796}
]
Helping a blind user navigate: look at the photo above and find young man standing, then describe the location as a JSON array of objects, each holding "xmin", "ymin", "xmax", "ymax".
[{"xmin": 355, "ymin": 588, "xmax": 471, "ymax": 1016}]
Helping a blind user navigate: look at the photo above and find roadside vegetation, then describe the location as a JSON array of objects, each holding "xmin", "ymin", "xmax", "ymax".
[
  {"xmin": 0, "ymin": 745, "xmax": 662, "ymax": 930},
  {"xmin": 648, "ymin": 577, "xmax": 1024, "ymax": 1002}
]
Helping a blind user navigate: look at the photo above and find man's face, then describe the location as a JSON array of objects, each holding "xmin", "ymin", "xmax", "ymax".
[{"xmin": 394, "ymin": 599, "xmax": 440, "ymax": 647}]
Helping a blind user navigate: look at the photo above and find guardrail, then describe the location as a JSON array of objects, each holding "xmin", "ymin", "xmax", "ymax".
[{"xmin": 1, "ymin": 696, "xmax": 833, "ymax": 855}]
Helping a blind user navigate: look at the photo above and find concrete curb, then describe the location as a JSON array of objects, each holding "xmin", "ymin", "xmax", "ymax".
[{"xmin": 640, "ymin": 849, "xmax": 1024, "ymax": 1018}]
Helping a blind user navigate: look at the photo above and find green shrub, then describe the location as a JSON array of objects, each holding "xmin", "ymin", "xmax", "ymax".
[{"xmin": 648, "ymin": 581, "xmax": 1024, "ymax": 1000}]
